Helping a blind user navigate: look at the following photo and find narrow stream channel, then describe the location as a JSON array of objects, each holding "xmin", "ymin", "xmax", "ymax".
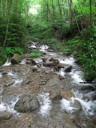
[{"xmin": 0, "ymin": 42, "xmax": 96, "ymax": 128}]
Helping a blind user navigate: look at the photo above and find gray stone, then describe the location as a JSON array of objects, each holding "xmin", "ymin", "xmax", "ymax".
[{"xmin": 14, "ymin": 95, "xmax": 39, "ymax": 112}]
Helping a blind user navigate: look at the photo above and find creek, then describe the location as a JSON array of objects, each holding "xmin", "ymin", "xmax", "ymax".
[{"xmin": 0, "ymin": 42, "xmax": 96, "ymax": 128}]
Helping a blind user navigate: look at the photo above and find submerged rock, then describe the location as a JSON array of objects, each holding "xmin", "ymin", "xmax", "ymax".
[{"xmin": 14, "ymin": 95, "xmax": 39, "ymax": 112}]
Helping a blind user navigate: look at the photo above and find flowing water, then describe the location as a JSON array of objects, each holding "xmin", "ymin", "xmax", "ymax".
[{"xmin": 0, "ymin": 42, "xmax": 96, "ymax": 128}]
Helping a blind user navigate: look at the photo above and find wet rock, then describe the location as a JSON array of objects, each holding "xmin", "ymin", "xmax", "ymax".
[
  {"xmin": 2, "ymin": 71, "xmax": 8, "ymax": 75},
  {"xmin": 0, "ymin": 112, "xmax": 12, "ymax": 121},
  {"xmin": 79, "ymin": 85, "xmax": 96, "ymax": 91},
  {"xmin": 60, "ymin": 90, "xmax": 75, "ymax": 100},
  {"xmin": 14, "ymin": 95, "xmax": 39, "ymax": 112},
  {"xmin": 11, "ymin": 54, "xmax": 23, "ymax": 64},
  {"xmin": 49, "ymin": 58, "xmax": 58, "ymax": 62},
  {"xmin": 42, "ymin": 58, "xmax": 47, "ymax": 62},
  {"xmin": 4, "ymin": 79, "xmax": 15, "ymax": 87},
  {"xmin": 70, "ymin": 99, "xmax": 81, "ymax": 111},
  {"xmin": 48, "ymin": 49, "xmax": 54, "ymax": 52},
  {"xmin": 92, "ymin": 116, "xmax": 96, "ymax": 124},
  {"xmin": 69, "ymin": 115, "xmax": 76, "ymax": 121},
  {"xmin": 32, "ymin": 66, "xmax": 39, "ymax": 72},
  {"xmin": 92, "ymin": 93, "xmax": 96, "ymax": 100},
  {"xmin": 43, "ymin": 60, "xmax": 59, "ymax": 69},
  {"xmin": 64, "ymin": 66, "xmax": 72, "ymax": 73},
  {"xmin": 51, "ymin": 92, "xmax": 62, "ymax": 102},
  {"xmin": 43, "ymin": 62, "xmax": 55, "ymax": 67},
  {"xmin": 26, "ymin": 58, "xmax": 32, "ymax": 64},
  {"xmin": 31, "ymin": 58, "xmax": 43, "ymax": 65},
  {"xmin": 64, "ymin": 52, "xmax": 71, "ymax": 56}
]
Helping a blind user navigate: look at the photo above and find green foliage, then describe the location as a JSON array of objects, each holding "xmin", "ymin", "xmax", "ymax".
[
  {"xmin": 0, "ymin": 46, "xmax": 24, "ymax": 65},
  {"xmin": 30, "ymin": 50, "xmax": 42, "ymax": 58}
]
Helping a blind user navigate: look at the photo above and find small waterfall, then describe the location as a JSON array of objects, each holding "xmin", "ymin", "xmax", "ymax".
[
  {"xmin": 0, "ymin": 96, "xmax": 19, "ymax": 115},
  {"xmin": 3, "ymin": 60, "xmax": 11, "ymax": 66},
  {"xmin": 39, "ymin": 93, "xmax": 52, "ymax": 117}
]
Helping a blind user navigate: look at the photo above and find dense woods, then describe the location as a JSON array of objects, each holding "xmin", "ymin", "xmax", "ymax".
[{"xmin": 0, "ymin": 0, "xmax": 96, "ymax": 81}]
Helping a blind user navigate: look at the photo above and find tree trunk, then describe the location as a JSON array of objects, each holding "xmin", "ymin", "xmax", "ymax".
[
  {"xmin": 89, "ymin": 0, "xmax": 92, "ymax": 27},
  {"xmin": 68, "ymin": 0, "xmax": 73, "ymax": 28}
]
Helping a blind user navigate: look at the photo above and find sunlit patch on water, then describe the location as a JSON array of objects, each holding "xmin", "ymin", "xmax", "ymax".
[
  {"xmin": 38, "ymin": 92, "xmax": 52, "ymax": 117},
  {"xmin": 59, "ymin": 57, "xmax": 75, "ymax": 65},
  {"xmin": 3, "ymin": 60, "xmax": 11, "ymax": 66}
]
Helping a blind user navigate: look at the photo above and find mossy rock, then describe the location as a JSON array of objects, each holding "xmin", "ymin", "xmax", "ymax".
[{"xmin": 11, "ymin": 54, "xmax": 23, "ymax": 65}]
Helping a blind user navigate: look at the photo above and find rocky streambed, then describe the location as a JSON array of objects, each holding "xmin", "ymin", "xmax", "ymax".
[{"xmin": 0, "ymin": 41, "xmax": 96, "ymax": 128}]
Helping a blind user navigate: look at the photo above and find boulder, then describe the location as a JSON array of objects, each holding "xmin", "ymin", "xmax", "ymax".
[
  {"xmin": 14, "ymin": 95, "xmax": 39, "ymax": 112},
  {"xmin": 60, "ymin": 90, "xmax": 75, "ymax": 100},
  {"xmin": 64, "ymin": 66, "xmax": 72, "ymax": 72},
  {"xmin": 0, "ymin": 112, "xmax": 12, "ymax": 121},
  {"xmin": 11, "ymin": 54, "xmax": 23, "ymax": 64}
]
